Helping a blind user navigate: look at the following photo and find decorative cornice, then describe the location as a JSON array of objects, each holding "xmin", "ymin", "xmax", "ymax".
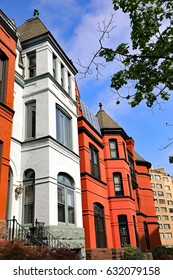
[
  {"xmin": 0, "ymin": 101, "xmax": 14, "ymax": 115},
  {"xmin": 78, "ymin": 116, "xmax": 102, "ymax": 138},
  {"xmin": 78, "ymin": 126, "xmax": 104, "ymax": 149},
  {"xmin": 100, "ymin": 128, "xmax": 129, "ymax": 141}
]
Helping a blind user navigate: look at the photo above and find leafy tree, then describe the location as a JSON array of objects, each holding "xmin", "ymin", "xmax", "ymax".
[
  {"xmin": 97, "ymin": 0, "xmax": 173, "ymax": 108},
  {"xmin": 77, "ymin": 1, "xmax": 173, "ymax": 162}
]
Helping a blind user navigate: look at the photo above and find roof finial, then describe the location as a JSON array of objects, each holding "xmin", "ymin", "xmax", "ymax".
[
  {"xmin": 33, "ymin": 9, "xmax": 39, "ymax": 17},
  {"xmin": 99, "ymin": 102, "xmax": 103, "ymax": 111}
]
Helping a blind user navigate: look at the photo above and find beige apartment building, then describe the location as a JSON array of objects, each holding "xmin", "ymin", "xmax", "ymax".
[{"xmin": 150, "ymin": 166, "xmax": 173, "ymax": 247}]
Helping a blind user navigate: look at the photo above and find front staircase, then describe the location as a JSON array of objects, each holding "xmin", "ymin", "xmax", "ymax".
[{"xmin": 6, "ymin": 216, "xmax": 68, "ymax": 251}]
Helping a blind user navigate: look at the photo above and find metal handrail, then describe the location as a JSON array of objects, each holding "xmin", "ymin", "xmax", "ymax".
[
  {"xmin": 6, "ymin": 216, "xmax": 46, "ymax": 247},
  {"xmin": 34, "ymin": 219, "xmax": 68, "ymax": 250}
]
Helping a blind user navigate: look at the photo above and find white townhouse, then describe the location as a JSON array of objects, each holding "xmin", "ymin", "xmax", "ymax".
[{"xmin": 7, "ymin": 12, "xmax": 85, "ymax": 258}]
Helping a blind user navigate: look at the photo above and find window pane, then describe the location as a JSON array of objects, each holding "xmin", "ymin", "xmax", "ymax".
[
  {"xmin": 94, "ymin": 204, "xmax": 106, "ymax": 248},
  {"xmin": 58, "ymin": 204, "xmax": 65, "ymax": 222},
  {"xmin": 28, "ymin": 52, "xmax": 36, "ymax": 78},
  {"xmin": 56, "ymin": 107, "xmax": 71, "ymax": 149},
  {"xmin": 90, "ymin": 146, "xmax": 100, "ymax": 179},
  {"xmin": 68, "ymin": 189, "xmax": 75, "ymax": 224},
  {"xmin": 26, "ymin": 101, "xmax": 36, "ymax": 139},
  {"xmin": 110, "ymin": 140, "xmax": 118, "ymax": 158},
  {"xmin": 114, "ymin": 173, "xmax": 123, "ymax": 196},
  {"xmin": 58, "ymin": 186, "xmax": 65, "ymax": 204},
  {"xmin": 23, "ymin": 169, "xmax": 35, "ymax": 224}
]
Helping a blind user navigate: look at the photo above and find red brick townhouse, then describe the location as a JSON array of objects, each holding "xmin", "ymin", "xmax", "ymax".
[
  {"xmin": 0, "ymin": 10, "xmax": 17, "ymax": 237},
  {"xmin": 76, "ymin": 87, "xmax": 161, "ymax": 259}
]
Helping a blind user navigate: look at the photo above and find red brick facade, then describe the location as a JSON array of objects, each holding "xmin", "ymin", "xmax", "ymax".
[
  {"xmin": 0, "ymin": 10, "xmax": 17, "ymax": 230},
  {"xmin": 76, "ymin": 87, "xmax": 161, "ymax": 256}
]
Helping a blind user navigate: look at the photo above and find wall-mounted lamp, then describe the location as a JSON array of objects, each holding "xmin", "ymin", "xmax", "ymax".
[{"xmin": 15, "ymin": 183, "xmax": 23, "ymax": 199}]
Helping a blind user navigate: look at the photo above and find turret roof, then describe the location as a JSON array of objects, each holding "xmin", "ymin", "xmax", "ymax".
[{"xmin": 17, "ymin": 16, "xmax": 48, "ymax": 42}]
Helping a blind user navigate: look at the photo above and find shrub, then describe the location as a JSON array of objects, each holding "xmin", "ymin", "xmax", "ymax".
[
  {"xmin": 0, "ymin": 240, "xmax": 78, "ymax": 260},
  {"xmin": 123, "ymin": 244, "xmax": 146, "ymax": 260},
  {"xmin": 152, "ymin": 246, "xmax": 173, "ymax": 260}
]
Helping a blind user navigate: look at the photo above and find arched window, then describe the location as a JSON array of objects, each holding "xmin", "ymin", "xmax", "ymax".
[
  {"xmin": 94, "ymin": 203, "xmax": 106, "ymax": 248},
  {"xmin": 58, "ymin": 173, "xmax": 75, "ymax": 224},
  {"xmin": 23, "ymin": 169, "xmax": 35, "ymax": 225}
]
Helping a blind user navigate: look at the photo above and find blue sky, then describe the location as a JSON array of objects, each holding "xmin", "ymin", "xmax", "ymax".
[{"xmin": 1, "ymin": 0, "xmax": 173, "ymax": 175}]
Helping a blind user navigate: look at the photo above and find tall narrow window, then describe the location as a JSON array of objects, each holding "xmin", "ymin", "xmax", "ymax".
[
  {"xmin": 61, "ymin": 63, "xmax": 64, "ymax": 87},
  {"xmin": 127, "ymin": 174, "xmax": 132, "ymax": 197},
  {"xmin": 90, "ymin": 145, "xmax": 100, "ymax": 179},
  {"xmin": 128, "ymin": 151, "xmax": 137, "ymax": 189},
  {"xmin": 23, "ymin": 169, "xmax": 35, "ymax": 225},
  {"xmin": 68, "ymin": 72, "xmax": 71, "ymax": 94},
  {"xmin": 58, "ymin": 173, "xmax": 75, "ymax": 224},
  {"xmin": 109, "ymin": 139, "xmax": 118, "ymax": 158},
  {"xmin": 53, "ymin": 53, "xmax": 57, "ymax": 79},
  {"xmin": 56, "ymin": 105, "xmax": 72, "ymax": 149},
  {"xmin": 113, "ymin": 173, "xmax": 124, "ymax": 196},
  {"xmin": 94, "ymin": 203, "xmax": 106, "ymax": 248},
  {"xmin": 123, "ymin": 142, "xmax": 127, "ymax": 161},
  {"xmin": 143, "ymin": 222, "xmax": 150, "ymax": 249},
  {"xmin": 28, "ymin": 52, "xmax": 36, "ymax": 78},
  {"xmin": 0, "ymin": 51, "xmax": 7, "ymax": 103},
  {"xmin": 133, "ymin": 215, "xmax": 139, "ymax": 247},
  {"xmin": 118, "ymin": 215, "xmax": 130, "ymax": 246},
  {"xmin": 26, "ymin": 101, "xmax": 36, "ymax": 139}
]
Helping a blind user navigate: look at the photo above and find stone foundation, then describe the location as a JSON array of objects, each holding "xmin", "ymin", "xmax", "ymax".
[
  {"xmin": 86, "ymin": 248, "xmax": 112, "ymax": 260},
  {"xmin": 46, "ymin": 226, "xmax": 86, "ymax": 259},
  {"xmin": 86, "ymin": 248, "xmax": 153, "ymax": 260},
  {"xmin": 0, "ymin": 220, "xmax": 7, "ymax": 239},
  {"xmin": 112, "ymin": 248, "xmax": 125, "ymax": 260}
]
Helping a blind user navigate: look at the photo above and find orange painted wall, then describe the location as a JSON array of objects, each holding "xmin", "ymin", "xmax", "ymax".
[
  {"xmin": 78, "ymin": 117, "xmax": 113, "ymax": 248},
  {"xmin": 0, "ymin": 15, "xmax": 17, "ymax": 220}
]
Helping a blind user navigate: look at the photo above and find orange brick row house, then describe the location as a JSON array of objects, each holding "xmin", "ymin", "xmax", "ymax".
[
  {"xmin": 76, "ymin": 87, "xmax": 161, "ymax": 258},
  {"xmin": 0, "ymin": 10, "xmax": 17, "ymax": 238}
]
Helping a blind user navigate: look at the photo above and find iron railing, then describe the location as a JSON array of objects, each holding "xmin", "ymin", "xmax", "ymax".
[
  {"xmin": 6, "ymin": 216, "xmax": 45, "ymax": 247},
  {"xmin": 6, "ymin": 217, "xmax": 68, "ymax": 250},
  {"xmin": 34, "ymin": 219, "xmax": 67, "ymax": 250}
]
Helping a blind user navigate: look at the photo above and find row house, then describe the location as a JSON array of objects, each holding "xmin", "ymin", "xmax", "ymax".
[
  {"xmin": 76, "ymin": 88, "xmax": 161, "ymax": 258},
  {"xmin": 0, "ymin": 10, "xmax": 17, "ymax": 238},
  {"xmin": 7, "ymin": 11, "xmax": 85, "ymax": 258}
]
